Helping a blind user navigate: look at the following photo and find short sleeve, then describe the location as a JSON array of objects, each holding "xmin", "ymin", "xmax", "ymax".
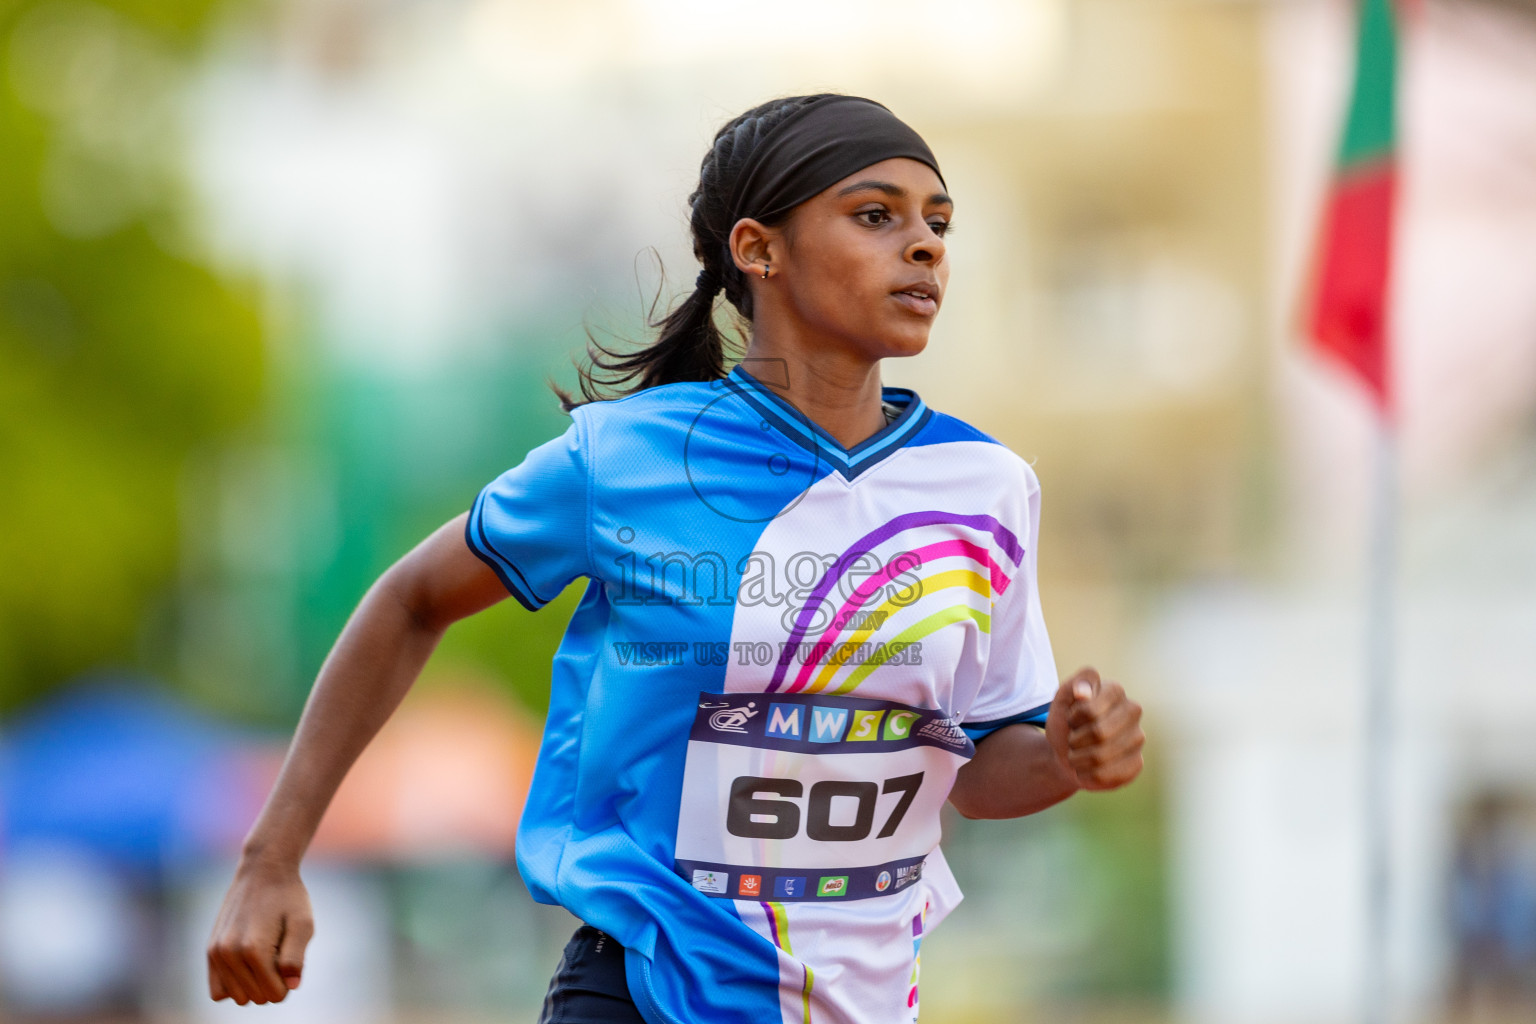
[
  {"xmin": 465, "ymin": 417, "xmax": 591, "ymax": 611},
  {"xmin": 960, "ymin": 474, "xmax": 1059, "ymax": 742}
]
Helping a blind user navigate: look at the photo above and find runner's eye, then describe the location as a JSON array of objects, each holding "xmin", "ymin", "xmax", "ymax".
[
  {"xmin": 856, "ymin": 208, "xmax": 889, "ymax": 227},
  {"xmin": 927, "ymin": 219, "xmax": 952, "ymax": 237}
]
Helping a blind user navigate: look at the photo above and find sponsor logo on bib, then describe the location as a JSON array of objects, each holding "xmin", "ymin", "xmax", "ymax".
[
  {"xmin": 738, "ymin": 874, "xmax": 762, "ymax": 897},
  {"xmin": 705, "ymin": 702, "xmax": 758, "ymax": 734},
  {"xmin": 692, "ymin": 870, "xmax": 728, "ymax": 894},
  {"xmin": 774, "ymin": 876, "xmax": 806, "ymax": 898},
  {"xmin": 875, "ymin": 870, "xmax": 892, "ymax": 892},
  {"xmin": 817, "ymin": 876, "xmax": 849, "ymax": 897}
]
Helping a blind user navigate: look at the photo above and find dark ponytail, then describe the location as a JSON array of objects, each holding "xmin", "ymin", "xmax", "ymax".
[{"xmin": 548, "ymin": 94, "xmax": 833, "ymax": 412}]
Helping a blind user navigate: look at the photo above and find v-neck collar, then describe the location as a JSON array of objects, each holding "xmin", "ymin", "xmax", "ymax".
[{"xmin": 721, "ymin": 363, "xmax": 933, "ymax": 481}]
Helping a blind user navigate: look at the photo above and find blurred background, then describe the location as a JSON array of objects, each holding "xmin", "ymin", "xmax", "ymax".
[{"xmin": 2, "ymin": 0, "xmax": 1534, "ymax": 1021}]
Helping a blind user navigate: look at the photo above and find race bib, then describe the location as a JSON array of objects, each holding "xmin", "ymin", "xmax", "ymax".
[{"xmin": 673, "ymin": 690, "xmax": 974, "ymax": 903}]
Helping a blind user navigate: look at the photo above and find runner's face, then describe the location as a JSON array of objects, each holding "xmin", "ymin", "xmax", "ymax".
[{"xmin": 772, "ymin": 157, "xmax": 951, "ymax": 360}]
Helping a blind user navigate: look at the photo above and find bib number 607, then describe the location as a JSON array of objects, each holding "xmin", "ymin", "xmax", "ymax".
[{"xmin": 725, "ymin": 773, "xmax": 924, "ymax": 842}]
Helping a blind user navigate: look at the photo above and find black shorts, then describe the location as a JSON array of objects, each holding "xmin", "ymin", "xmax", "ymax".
[{"xmin": 536, "ymin": 924, "xmax": 646, "ymax": 1024}]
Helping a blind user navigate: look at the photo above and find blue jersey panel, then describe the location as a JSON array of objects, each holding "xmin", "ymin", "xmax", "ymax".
[{"xmin": 518, "ymin": 378, "xmax": 838, "ymax": 1023}]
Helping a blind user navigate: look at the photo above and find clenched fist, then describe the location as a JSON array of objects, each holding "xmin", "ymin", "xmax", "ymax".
[
  {"xmin": 1045, "ymin": 667, "xmax": 1144, "ymax": 791},
  {"xmin": 207, "ymin": 859, "xmax": 313, "ymax": 1005}
]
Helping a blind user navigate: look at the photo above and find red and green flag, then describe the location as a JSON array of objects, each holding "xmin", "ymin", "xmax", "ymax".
[{"xmin": 1307, "ymin": 0, "xmax": 1400, "ymax": 412}]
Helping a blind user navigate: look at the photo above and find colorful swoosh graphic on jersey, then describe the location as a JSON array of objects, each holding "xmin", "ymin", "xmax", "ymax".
[
  {"xmin": 822, "ymin": 604, "xmax": 991, "ymax": 696},
  {"xmin": 767, "ymin": 512, "xmax": 1024, "ymax": 694},
  {"xmin": 793, "ymin": 539, "xmax": 1014, "ymax": 694}
]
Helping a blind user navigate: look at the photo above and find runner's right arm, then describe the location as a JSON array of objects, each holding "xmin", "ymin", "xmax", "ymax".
[{"xmin": 206, "ymin": 513, "xmax": 508, "ymax": 1005}]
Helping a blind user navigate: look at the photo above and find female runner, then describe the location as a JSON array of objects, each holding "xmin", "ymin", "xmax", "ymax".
[{"xmin": 207, "ymin": 93, "xmax": 1145, "ymax": 1024}]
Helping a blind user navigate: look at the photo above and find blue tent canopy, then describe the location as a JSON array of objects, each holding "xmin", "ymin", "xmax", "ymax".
[{"xmin": 0, "ymin": 679, "xmax": 261, "ymax": 871}]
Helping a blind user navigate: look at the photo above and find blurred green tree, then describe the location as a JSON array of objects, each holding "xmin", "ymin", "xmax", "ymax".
[{"xmin": 0, "ymin": 0, "xmax": 264, "ymax": 712}]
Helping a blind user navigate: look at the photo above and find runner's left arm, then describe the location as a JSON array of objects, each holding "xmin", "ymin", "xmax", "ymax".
[{"xmin": 948, "ymin": 667, "xmax": 1143, "ymax": 819}]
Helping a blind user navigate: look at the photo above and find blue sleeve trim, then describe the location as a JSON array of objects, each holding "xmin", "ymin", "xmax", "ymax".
[
  {"xmin": 464, "ymin": 488, "xmax": 547, "ymax": 612},
  {"xmin": 961, "ymin": 701, "xmax": 1052, "ymax": 742}
]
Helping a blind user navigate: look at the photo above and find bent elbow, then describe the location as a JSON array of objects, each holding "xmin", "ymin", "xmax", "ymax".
[
  {"xmin": 376, "ymin": 561, "xmax": 448, "ymax": 635},
  {"xmin": 946, "ymin": 788, "xmax": 992, "ymax": 821}
]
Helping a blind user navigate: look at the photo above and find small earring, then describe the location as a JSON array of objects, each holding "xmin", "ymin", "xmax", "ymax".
[{"xmin": 761, "ymin": 263, "xmax": 770, "ymax": 280}]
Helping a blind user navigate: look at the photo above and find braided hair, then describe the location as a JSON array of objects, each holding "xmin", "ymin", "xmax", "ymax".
[{"xmin": 549, "ymin": 94, "xmax": 833, "ymax": 412}]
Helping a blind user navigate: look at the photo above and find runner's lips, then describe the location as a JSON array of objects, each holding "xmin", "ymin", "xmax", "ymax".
[
  {"xmin": 893, "ymin": 281, "xmax": 939, "ymax": 300},
  {"xmin": 892, "ymin": 281, "xmax": 940, "ymax": 314}
]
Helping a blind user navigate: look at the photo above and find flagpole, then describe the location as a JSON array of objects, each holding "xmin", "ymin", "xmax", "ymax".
[
  {"xmin": 1362, "ymin": 410, "xmax": 1397, "ymax": 1024},
  {"xmin": 1304, "ymin": 0, "xmax": 1402, "ymax": 1016}
]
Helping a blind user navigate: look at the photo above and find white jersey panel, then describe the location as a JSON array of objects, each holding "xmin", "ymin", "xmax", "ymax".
[{"xmin": 703, "ymin": 441, "xmax": 1049, "ymax": 1023}]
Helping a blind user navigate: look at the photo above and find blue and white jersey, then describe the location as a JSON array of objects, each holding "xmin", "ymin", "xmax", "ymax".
[{"xmin": 466, "ymin": 361, "xmax": 1058, "ymax": 1024}]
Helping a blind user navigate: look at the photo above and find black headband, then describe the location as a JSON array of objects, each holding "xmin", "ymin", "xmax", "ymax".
[{"xmin": 727, "ymin": 95, "xmax": 947, "ymax": 229}]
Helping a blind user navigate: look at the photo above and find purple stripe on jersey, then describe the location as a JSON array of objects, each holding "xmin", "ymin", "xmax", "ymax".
[{"xmin": 761, "ymin": 903, "xmax": 783, "ymax": 949}]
